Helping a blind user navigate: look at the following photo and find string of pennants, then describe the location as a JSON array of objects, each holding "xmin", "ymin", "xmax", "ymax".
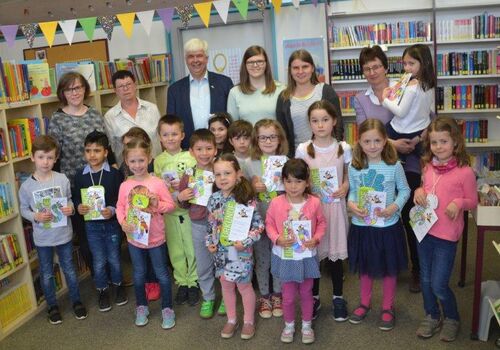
[{"xmin": 0, "ymin": 0, "xmax": 317, "ymax": 49}]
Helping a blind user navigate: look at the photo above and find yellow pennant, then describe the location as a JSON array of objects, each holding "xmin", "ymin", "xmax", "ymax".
[
  {"xmin": 271, "ymin": 0, "xmax": 282, "ymax": 13},
  {"xmin": 194, "ymin": 2, "xmax": 212, "ymax": 28},
  {"xmin": 116, "ymin": 13, "xmax": 136, "ymax": 38},
  {"xmin": 39, "ymin": 21, "xmax": 58, "ymax": 47}
]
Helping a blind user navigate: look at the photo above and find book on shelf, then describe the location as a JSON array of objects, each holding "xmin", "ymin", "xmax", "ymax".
[
  {"xmin": 456, "ymin": 119, "xmax": 488, "ymax": 143},
  {"xmin": 7, "ymin": 118, "xmax": 42, "ymax": 158},
  {"xmin": 470, "ymin": 151, "xmax": 500, "ymax": 177},
  {"xmin": 0, "ymin": 128, "xmax": 7, "ymax": 162},
  {"xmin": 0, "ymin": 58, "xmax": 30, "ymax": 103},
  {"xmin": 0, "ymin": 182, "xmax": 15, "ymax": 219},
  {"xmin": 72, "ymin": 246, "xmax": 89, "ymax": 275},
  {"xmin": 337, "ymin": 90, "xmax": 362, "ymax": 114},
  {"xmin": 23, "ymin": 60, "xmax": 54, "ymax": 99},
  {"xmin": 0, "ymin": 283, "xmax": 32, "ymax": 329},
  {"xmin": 437, "ymin": 12, "xmax": 500, "ymax": 42},
  {"xmin": 436, "ymin": 84, "xmax": 499, "ymax": 110},
  {"xmin": 22, "ymin": 222, "xmax": 35, "ymax": 260},
  {"xmin": 331, "ymin": 56, "xmax": 403, "ymax": 81},
  {"xmin": 55, "ymin": 61, "xmax": 97, "ymax": 92},
  {"xmin": 436, "ymin": 50, "xmax": 499, "ymax": 76},
  {"xmin": 344, "ymin": 122, "xmax": 358, "ymax": 146},
  {"xmin": 0, "ymin": 233, "xmax": 24, "ymax": 276}
]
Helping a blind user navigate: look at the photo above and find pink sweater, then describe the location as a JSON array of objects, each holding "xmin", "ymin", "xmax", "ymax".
[
  {"xmin": 116, "ymin": 176, "xmax": 175, "ymax": 248},
  {"xmin": 265, "ymin": 194, "xmax": 326, "ymax": 244},
  {"xmin": 421, "ymin": 164, "xmax": 477, "ymax": 242}
]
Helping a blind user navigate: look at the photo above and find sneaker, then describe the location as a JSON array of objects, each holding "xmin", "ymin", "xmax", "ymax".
[
  {"xmin": 332, "ymin": 298, "xmax": 348, "ymax": 322},
  {"xmin": 271, "ymin": 294, "xmax": 283, "ymax": 317},
  {"xmin": 47, "ymin": 306, "xmax": 62, "ymax": 325},
  {"xmin": 258, "ymin": 297, "xmax": 272, "ymax": 319},
  {"xmin": 73, "ymin": 302, "xmax": 88, "ymax": 320},
  {"xmin": 349, "ymin": 304, "xmax": 370, "ymax": 324},
  {"xmin": 146, "ymin": 282, "xmax": 160, "ymax": 301},
  {"xmin": 217, "ymin": 299, "xmax": 226, "ymax": 316},
  {"xmin": 220, "ymin": 321, "xmax": 238, "ymax": 338},
  {"xmin": 187, "ymin": 286, "xmax": 200, "ymax": 306},
  {"xmin": 98, "ymin": 288, "xmax": 112, "ymax": 312},
  {"xmin": 312, "ymin": 298, "xmax": 321, "ymax": 320},
  {"xmin": 378, "ymin": 309, "xmax": 395, "ymax": 331},
  {"xmin": 161, "ymin": 307, "xmax": 176, "ymax": 329},
  {"xmin": 280, "ymin": 325, "xmax": 295, "ymax": 343},
  {"xmin": 409, "ymin": 271, "xmax": 421, "ymax": 293},
  {"xmin": 175, "ymin": 285, "xmax": 189, "ymax": 305},
  {"xmin": 416, "ymin": 315, "xmax": 442, "ymax": 338},
  {"xmin": 135, "ymin": 305, "xmax": 149, "ymax": 326},
  {"xmin": 302, "ymin": 326, "xmax": 315, "ymax": 344},
  {"xmin": 115, "ymin": 284, "xmax": 128, "ymax": 306},
  {"xmin": 200, "ymin": 300, "xmax": 215, "ymax": 319},
  {"xmin": 241, "ymin": 323, "xmax": 255, "ymax": 340},
  {"xmin": 440, "ymin": 318, "xmax": 459, "ymax": 342}
]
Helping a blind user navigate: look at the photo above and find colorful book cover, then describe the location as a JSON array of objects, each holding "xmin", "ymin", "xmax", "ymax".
[
  {"xmin": 387, "ymin": 72, "xmax": 412, "ymax": 105},
  {"xmin": 32, "ymin": 186, "xmax": 67, "ymax": 228},
  {"xmin": 282, "ymin": 220, "xmax": 313, "ymax": 260},
  {"xmin": 126, "ymin": 207, "xmax": 151, "ymax": 246},
  {"xmin": 262, "ymin": 156, "xmax": 287, "ymax": 192},
  {"xmin": 358, "ymin": 190, "xmax": 386, "ymax": 227},
  {"xmin": 26, "ymin": 62, "xmax": 52, "ymax": 98},
  {"xmin": 409, "ymin": 204, "xmax": 438, "ymax": 242},
  {"xmin": 220, "ymin": 201, "xmax": 254, "ymax": 246},
  {"xmin": 81, "ymin": 186, "xmax": 106, "ymax": 221},
  {"xmin": 311, "ymin": 166, "xmax": 339, "ymax": 203},
  {"xmin": 187, "ymin": 169, "xmax": 214, "ymax": 207},
  {"xmin": 55, "ymin": 62, "xmax": 96, "ymax": 91}
]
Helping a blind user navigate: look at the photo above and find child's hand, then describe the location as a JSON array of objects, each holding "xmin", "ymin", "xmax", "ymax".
[
  {"xmin": 61, "ymin": 206, "xmax": 74, "ymax": 216},
  {"xmin": 276, "ymin": 234, "xmax": 295, "ymax": 247},
  {"xmin": 121, "ymin": 222, "xmax": 135, "ymax": 235},
  {"xmin": 252, "ymin": 176, "xmax": 266, "ymax": 193},
  {"xmin": 413, "ymin": 187, "xmax": 427, "ymax": 206},
  {"xmin": 207, "ymin": 244, "xmax": 217, "ymax": 253},
  {"xmin": 382, "ymin": 86, "xmax": 392, "ymax": 100},
  {"xmin": 377, "ymin": 203, "xmax": 398, "ymax": 218},
  {"xmin": 347, "ymin": 201, "xmax": 368, "ymax": 218},
  {"xmin": 171, "ymin": 179, "xmax": 180, "ymax": 191},
  {"xmin": 445, "ymin": 202, "xmax": 459, "ymax": 220},
  {"xmin": 178, "ymin": 188, "xmax": 194, "ymax": 202},
  {"xmin": 149, "ymin": 195, "xmax": 158, "ymax": 209},
  {"xmin": 303, "ymin": 237, "xmax": 318, "ymax": 249},
  {"xmin": 233, "ymin": 241, "xmax": 245, "ymax": 251},
  {"xmin": 100, "ymin": 207, "xmax": 113, "ymax": 219},
  {"xmin": 77, "ymin": 204, "xmax": 90, "ymax": 215},
  {"xmin": 332, "ymin": 183, "xmax": 348, "ymax": 198},
  {"xmin": 35, "ymin": 211, "xmax": 53, "ymax": 223}
]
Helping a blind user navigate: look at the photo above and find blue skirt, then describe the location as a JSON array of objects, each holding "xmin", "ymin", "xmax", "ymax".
[
  {"xmin": 271, "ymin": 253, "xmax": 320, "ymax": 283},
  {"xmin": 348, "ymin": 221, "xmax": 408, "ymax": 278}
]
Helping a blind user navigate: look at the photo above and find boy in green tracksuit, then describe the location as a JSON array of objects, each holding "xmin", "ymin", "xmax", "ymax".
[{"xmin": 154, "ymin": 115, "xmax": 198, "ymax": 305}]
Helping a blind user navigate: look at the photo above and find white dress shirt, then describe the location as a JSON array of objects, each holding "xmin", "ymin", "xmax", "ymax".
[{"xmin": 189, "ymin": 71, "xmax": 211, "ymax": 130}]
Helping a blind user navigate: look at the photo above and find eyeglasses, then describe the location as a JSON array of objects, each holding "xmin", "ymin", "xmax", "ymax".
[
  {"xmin": 63, "ymin": 85, "xmax": 84, "ymax": 94},
  {"xmin": 362, "ymin": 64, "xmax": 384, "ymax": 73},
  {"xmin": 246, "ymin": 60, "xmax": 266, "ymax": 67},
  {"xmin": 258, "ymin": 134, "xmax": 279, "ymax": 142},
  {"xmin": 116, "ymin": 82, "xmax": 134, "ymax": 91}
]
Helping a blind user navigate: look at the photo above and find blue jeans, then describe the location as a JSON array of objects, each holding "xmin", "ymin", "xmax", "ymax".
[
  {"xmin": 37, "ymin": 241, "xmax": 81, "ymax": 307},
  {"xmin": 417, "ymin": 234, "xmax": 459, "ymax": 321},
  {"xmin": 86, "ymin": 220, "xmax": 123, "ymax": 289},
  {"xmin": 128, "ymin": 243, "xmax": 172, "ymax": 309}
]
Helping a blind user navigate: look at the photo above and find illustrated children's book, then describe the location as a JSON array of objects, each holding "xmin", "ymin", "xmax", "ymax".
[
  {"xmin": 311, "ymin": 166, "xmax": 339, "ymax": 203},
  {"xmin": 187, "ymin": 168, "xmax": 214, "ymax": 207},
  {"xmin": 358, "ymin": 190, "xmax": 386, "ymax": 227},
  {"xmin": 386, "ymin": 72, "xmax": 412, "ymax": 106},
  {"xmin": 126, "ymin": 185, "xmax": 152, "ymax": 246},
  {"xmin": 262, "ymin": 156, "xmax": 287, "ymax": 193},
  {"xmin": 409, "ymin": 204, "xmax": 438, "ymax": 242},
  {"xmin": 220, "ymin": 201, "xmax": 255, "ymax": 246},
  {"xmin": 81, "ymin": 186, "xmax": 105, "ymax": 221},
  {"xmin": 32, "ymin": 187, "xmax": 67, "ymax": 228},
  {"xmin": 282, "ymin": 220, "xmax": 313, "ymax": 261}
]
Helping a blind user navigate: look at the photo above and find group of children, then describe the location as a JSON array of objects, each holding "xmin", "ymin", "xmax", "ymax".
[{"xmin": 18, "ymin": 43, "xmax": 477, "ymax": 344}]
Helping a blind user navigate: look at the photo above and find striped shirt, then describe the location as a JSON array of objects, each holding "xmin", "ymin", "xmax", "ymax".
[{"xmin": 290, "ymin": 83, "xmax": 324, "ymax": 149}]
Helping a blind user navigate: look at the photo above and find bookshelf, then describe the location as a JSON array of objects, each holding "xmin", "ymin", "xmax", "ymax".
[{"xmin": 0, "ymin": 81, "xmax": 167, "ymax": 340}]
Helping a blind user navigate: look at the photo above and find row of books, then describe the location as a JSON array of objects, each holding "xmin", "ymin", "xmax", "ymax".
[
  {"xmin": 344, "ymin": 122, "xmax": 359, "ymax": 145},
  {"xmin": 0, "ymin": 283, "xmax": 32, "ymax": 328},
  {"xmin": 471, "ymin": 151, "xmax": 500, "ymax": 175},
  {"xmin": 436, "ymin": 84, "xmax": 499, "ymax": 110},
  {"xmin": 456, "ymin": 119, "xmax": 488, "ymax": 143},
  {"xmin": 7, "ymin": 118, "xmax": 42, "ymax": 159},
  {"xmin": 436, "ymin": 50, "xmax": 499, "ymax": 76},
  {"xmin": 0, "ymin": 233, "xmax": 24, "ymax": 277},
  {"xmin": 337, "ymin": 90, "xmax": 362, "ymax": 114},
  {"xmin": 329, "ymin": 21, "xmax": 432, "ymax": 48},
  {"xmin": 0, "ymin": 182, "xmax": 15, "ymax": 219},
  {"xmin": 436, "ymin": 13, "xmax": 500, "ymax": 41},
  {"xmin": 331, "ymin": 57, "xmax": 404, "ymax": 81},
  {"xmin": 23, "ymin": 223, "xmax": 35, "ymax": 261}
]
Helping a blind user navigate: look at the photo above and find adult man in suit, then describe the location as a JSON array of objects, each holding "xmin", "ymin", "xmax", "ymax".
[{"xmin": 167, "ymin": 38, "xmax": 234, "ymax": 149}]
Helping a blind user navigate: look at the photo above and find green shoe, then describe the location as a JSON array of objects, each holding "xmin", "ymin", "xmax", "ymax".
[
  {"xmin": 200, "ymin": 300, "xmax": 215, "ymax": 319},
  {"xmin": 217, "ymin": 299, "xmax": 226, "ymax": 316}
]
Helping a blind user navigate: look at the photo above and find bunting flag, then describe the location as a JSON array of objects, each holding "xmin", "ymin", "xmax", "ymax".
[
  {"xmin": 39, "ymin": 21, "xmax": 58, "ymax": 47},
  {"xmin": 79, "ymin": 17, "xmax": 97, "ymax": 42},
  {"xmin": 271, "ymin": 0, "xmax": 282, "ymax": 13},
  {"xmin": 58, "ymin": 19, "xmax": 77, "ymax": 45},
  {"xmin": 176, "ymin": 4, "xmax": 194, "ymax": 28},
  {"xmin": 292, "ymin": 0, "xmax": 300, "ymax": 9},
  {"xmin": 117, "ymin": 13, "xmax": 136, "ymax": 38},
  {"xmin": 20, "ymin": 23, "xmax": 39, "ymax": 48},
  {"xmin": 232, "ymin": 0, "xmax": 249, "ymax": 19},
  {"xmin": 312, "ymin": 0, "xmax": 318, "ymax": 6},
  {"xmin": 97, "ymin": 15, "xmax": 116, "ymax": 40},
  {"xmin": 213, "ymin": 0, "xmax": 230, "ymax": 24},
  {"xmin": 194, "ymin": 2, "xmax": 212, "ymax": 28},
  {"xmin": 250, "ymin": 0, "xmax": 266, "ymax": 15},
  {"xmin": 136, "ymin": 10, "xmax": 155, "ymax": 35},
  {"xmin": 157, "ymin": 8, "xmax": 175, "ymax": 31},
  {"xmin": 0, "ymin": 25, "xmax": 19, "ymax": 48}
]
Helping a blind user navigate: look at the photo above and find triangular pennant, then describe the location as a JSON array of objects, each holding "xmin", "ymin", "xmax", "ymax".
[
  {"xmin": 250, "ymin": 0, "xmax": 266, "ymax": 15},
  {"xmin": 97, "ymin": 15, "xmax": 116, "ymax": 40},
  {"xmin": 213, "ymin": 0, "xmax": 230, "ymax": 24},
  {"xmin": 79, "ymin": 17, "xmax": 97, "ymax": 42},
  {"xmin": 157, "ymin": 8, "xmax": 175, "ymax": 31},
  {"xmin": 0, "ymin": 25, "xmax": 19, "ymax": 48},
  {"xmin": 194, "ymin": 2, "xmax": 212, "ymax": 28},
  {"xmin": 176, "ymin": 4, "xmax": 194, "ymax": 28},
  {"xmin": 20, "ymin": 23, "xmax": 39, "ymax": 48},
  {"xmin": 271, "ymin": 0, "xmax": 282, "ymax": 13},
  {"xmin": 116, "ymin": 13, "xmax": 136, "ymax": 38},
  {"xmin": 136, "ymin": 10, "xmax": 155, "ymax": 35},
  {"xmin": 232, "ymin": 0, "xmax": 249, "ymax": 20},
  {"xmin": 58, "ymin": 20, "xmax": 77, "ymax": 45},
  {"xmin": 292, "ymin": 0, "xmax": 300, "ymax": 9},
  {"xmin": 39, "ymin": 21, "xmax": 58, "ymax": 47}
]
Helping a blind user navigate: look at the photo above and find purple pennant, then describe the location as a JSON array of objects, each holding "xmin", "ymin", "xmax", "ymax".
[
  {"xmin": 312, "ymin": 0, "xmax": 318, "ymax": 6},
  {"xmin": 0, "ymin": 25, "xmax": 19, "ymax": 47},
  {"xmin": 157, "ymin": 8, "xmax": 174, "ymax": 31},
  {"xmin": 97, "ymin": 15, "xmax": 116, "ymax": 40},
  {"xmin": 20, "ymin": 23, "xmax": 39, "ymax": 48}
]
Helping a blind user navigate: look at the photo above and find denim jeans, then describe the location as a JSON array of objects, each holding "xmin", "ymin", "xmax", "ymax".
[
  {"xmin": 37, "ymin": 240, "xmax": 81, "ymax": 307},
  {"xmin": 86, "ymin": 220, "xmax": 123, "ymax": 289},
  {"xmin": 417, "ymin": 234, "xmax": 459, "ymax": 321},
  {"xmin": 128, "ymin": 243, "xmax": 172, "ymax": 309}
]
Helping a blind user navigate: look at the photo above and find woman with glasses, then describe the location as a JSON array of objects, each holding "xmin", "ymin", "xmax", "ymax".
[
  {"xmin": 227, "ymin": 45, "xmax": 284, "ymax": 125},
  {"xmin": 276, "ymin": 49, "xmax": 343, "ymax": 156}
]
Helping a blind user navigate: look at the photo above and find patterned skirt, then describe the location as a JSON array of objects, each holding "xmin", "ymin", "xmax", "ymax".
[{"xmin": 271, "ymin": 253, "xmax": 320, "ymax": 283}]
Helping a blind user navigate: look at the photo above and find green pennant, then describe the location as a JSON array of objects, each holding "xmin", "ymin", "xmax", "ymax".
[
  {"xmin": 232, "ymin": 0, "xmax": 248, "ymax": 19},
  {"xmin": 79, "ymin": 17, "xmax": 97, "ymax": 42}
]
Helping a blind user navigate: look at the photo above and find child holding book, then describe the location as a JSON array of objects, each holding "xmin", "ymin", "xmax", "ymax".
[
  {"xmin": 153, "ymin": 115, "xmax": 198, "ymax": 306},
  {"xmin": 177, "ymin": 129, "xmax": 221, "ymax": 319},
  {"xmin": 207, "ymin": 153, "xmax": 264, "ymax": 339},
  {"xmin": 116, "ymin": 138, "xmax": 176, "ymax": 328},
  {"xmin": 19, "ymin": 135, "xmax": 88, "ymax": 324},
  {"xmin": 73, "ymin": 131, "xmax": 127, "ymax": 312}
]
